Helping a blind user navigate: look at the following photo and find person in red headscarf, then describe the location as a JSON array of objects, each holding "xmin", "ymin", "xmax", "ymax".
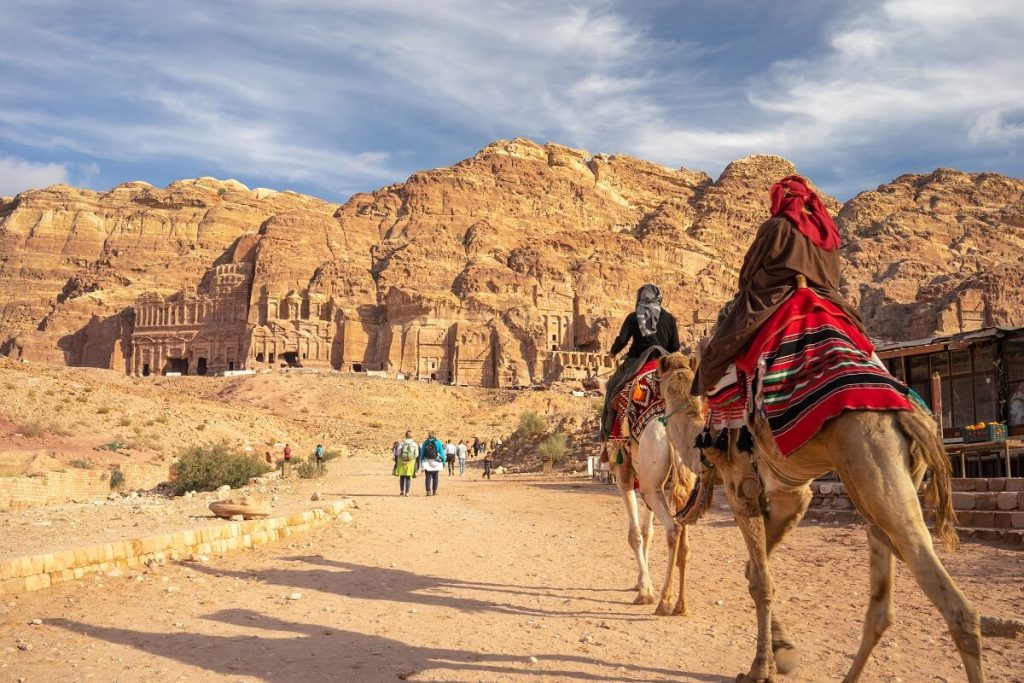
[{"xmin": 692, "ymin": 175, "xmax": 867, "ymax": 395}]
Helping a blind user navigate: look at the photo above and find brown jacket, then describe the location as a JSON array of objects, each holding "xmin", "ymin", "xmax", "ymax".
[{"xmin": 692, "ymin": 216, "xmax": 865, "ymax": 395}]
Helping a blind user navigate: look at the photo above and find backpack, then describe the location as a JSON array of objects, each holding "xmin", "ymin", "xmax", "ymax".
[
  {"xmin": 422, "ymin": 439, "xmax": 440, "ymax": 460},
  {"xmin": 399, "ymin": 441, "xmax": 416, "ymax": 463}
]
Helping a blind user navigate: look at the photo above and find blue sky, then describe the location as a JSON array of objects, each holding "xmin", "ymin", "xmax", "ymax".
[{"xmin": 1, "ymin": 0, "xmax": 1021, "ymax": 201}]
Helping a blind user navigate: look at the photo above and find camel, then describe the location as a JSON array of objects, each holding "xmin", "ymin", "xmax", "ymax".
[
  {"xmin": 657, "ymin": 352, "xmax": 984, "ymax": 683},
  {"xmin": 609, "ymin": 390, "xmax": 704, "ymax": 616}
]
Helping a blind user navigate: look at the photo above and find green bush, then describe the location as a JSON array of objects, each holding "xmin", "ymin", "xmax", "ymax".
[
  {"xmin": 322, "ymin": 450, "xmax": 344, "ymax": 462},
  {"xmin": 538, "ymin": 431, "xmax": 568, "ymax": 464},
  {"xmin": 516, "ymin": 411, "xmax": 546, "ymax": 439},
  {"xmin": 171, "ymin": 442, "xmax": 272, "ymax": 496},
  {"xmin": 69, "ymin": 459, "xmax": 95, "ymax": 469},
  {"xmin": 109, "ymin": 468, "xmax": 125, "ymax": 490},
  {"xmin": 295, "ymin": 461, "xmax": 327, "ymax": 479}
]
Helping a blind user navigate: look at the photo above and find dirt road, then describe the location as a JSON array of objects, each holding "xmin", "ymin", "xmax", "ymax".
[{"xmin": 1, "ymin": 455, "xmax": 1022, "ymax": 682}]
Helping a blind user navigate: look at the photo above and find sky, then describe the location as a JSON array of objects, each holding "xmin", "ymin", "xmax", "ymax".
[{"xmin": 1, "ymin": 0, "xmax": 1022, "ymax": 202}]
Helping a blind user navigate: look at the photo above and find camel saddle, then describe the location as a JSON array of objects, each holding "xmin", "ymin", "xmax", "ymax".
[
  {"xmin": 609, "ymin": 358, "xmax": 665, "ymax": 442},
  {"xmin": 706, "ymin": 285, "xmax": 911, "ymax": 457}
]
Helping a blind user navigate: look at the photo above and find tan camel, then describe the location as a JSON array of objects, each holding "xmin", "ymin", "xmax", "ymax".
[
  {"xmin": 610, "ymin": 398, "xmax": 703, "ymax": 615},
  {"xmin": 657, "ymin": 352, "xmax": 984, "ymax": 683}
]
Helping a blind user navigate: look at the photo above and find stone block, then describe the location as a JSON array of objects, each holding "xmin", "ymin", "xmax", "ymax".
[
  {"xmin": 1019, "ymin": 491, "xmax": 1024, "ymax": 509},
  {"xmin": 975, "ymin": 493, "xmax": 997, "ymax": 511},
  {"xmin": 997, "ymin": 492, "xmax": 1019, "ymax": 510},
  {"xmin": 952, "ymin": 492, "xmax": 975, "ymax": 510},
  {"xmin": 994, "ymin": 512, "xmax": 1014, "ymax": 529},
  {"xmin": 1004, "ymin": 478, "xmax": 1024, "ymax": 492},
  {"xmin": 973, "ymin": 511, "xmax": 995, "ymax": 528},
  {"xmin": 24, "ymin": 574, "xmax": 50, "ymax": 591},
  {"xmin": 1, "ymin": 577, "xmax": 27, "ymax": 594},
  {"xmin": 1014, "ymin": 513, "xmax": 1024, "ymax": 530},
  {"xmin": 980, "ymin": 528, "xmax": 1004, "ymax": 542},
  {"xmin": 182, "ymin": 530, "xmax": 197, "ymax": 546},
  {"xmin": 0, "ymin": 559, "xmax": 15, "ymax": 581},
  {"xmin": 951, "ymin": 479, "xmax": 976, "ymax": 492},
  {"xmin": 988, "ymin": 478, "xmax": 1006, "ymax": 492}
]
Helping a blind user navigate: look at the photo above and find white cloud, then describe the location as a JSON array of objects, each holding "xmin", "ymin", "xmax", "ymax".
[{"xmin": 0, "ymin": 155, "xmax": 70, "ymax": 196}]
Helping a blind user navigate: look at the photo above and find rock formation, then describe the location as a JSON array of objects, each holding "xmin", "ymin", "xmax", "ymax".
[{"xmin": 1, "ymin": 140, "xmax": 1022, "ymax": 385}]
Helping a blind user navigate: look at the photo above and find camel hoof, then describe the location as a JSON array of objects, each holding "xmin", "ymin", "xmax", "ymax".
[
  {"xmin": 773, "ymin": 645, "xmax": 799, "ymax": 674},
  {"xmin": 672, "ymin": 605, "xmax": 690, "ymax": 616},
  {"xmin": 654, "ymin": 602, "xmax": 673, "ymax": 616},
  {"xmin": 633, "ymin": 593, "xmax": 656, "ymax": 605}
]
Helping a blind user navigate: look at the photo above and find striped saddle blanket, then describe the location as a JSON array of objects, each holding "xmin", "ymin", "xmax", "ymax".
[
  {"xmin": 708, "ymin": 288, "xmax": 911, "ymax": 457},
  {"xmin": 610, "ymin": 359, "xmax": 665, "ymax": 441}
]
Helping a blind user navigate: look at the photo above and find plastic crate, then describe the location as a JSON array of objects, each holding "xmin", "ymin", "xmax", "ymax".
[{"xmin": 962, "ymin": 424, "xmax": 1007, "ymax": 443}]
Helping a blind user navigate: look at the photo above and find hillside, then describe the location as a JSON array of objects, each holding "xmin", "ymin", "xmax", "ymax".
[{"xmin": 1, "ymin": 140, "xmax": 1022, "ymax": 384}]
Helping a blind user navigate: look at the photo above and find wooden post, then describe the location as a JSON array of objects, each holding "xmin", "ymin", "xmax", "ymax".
[{"xmin": 931, "ymin": 372, "xmax": 943, "ymax": 436}]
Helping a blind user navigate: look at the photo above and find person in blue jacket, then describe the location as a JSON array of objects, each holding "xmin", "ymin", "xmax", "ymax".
[{"xmin": 419, "ymin": 431, "xmax": 446, "ymax": 496}]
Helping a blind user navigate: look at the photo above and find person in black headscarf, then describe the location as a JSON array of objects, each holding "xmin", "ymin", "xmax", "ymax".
[{"xmin": 599, "ymin": 284, "xmax": 680, "ymax": 440}]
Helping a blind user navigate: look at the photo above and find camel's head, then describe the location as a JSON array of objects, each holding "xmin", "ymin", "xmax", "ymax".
[
  {"xmin": 657, "ymin": 352, "xmax": 698, "ymax": 403},
  {"xmin": 657, "ymin": 353, "xmax": 705, "ymax": 471}
]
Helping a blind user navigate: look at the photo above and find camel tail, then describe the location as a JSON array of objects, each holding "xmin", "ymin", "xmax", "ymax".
[{"xmin": 896, "ymin": 407, "xmax": 959, "ymax": 552}]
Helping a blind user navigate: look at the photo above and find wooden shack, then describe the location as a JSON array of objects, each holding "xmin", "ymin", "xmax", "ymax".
[{"xmin": 876, "ymin": 326, "xmax": 1024, "ymax": 438}]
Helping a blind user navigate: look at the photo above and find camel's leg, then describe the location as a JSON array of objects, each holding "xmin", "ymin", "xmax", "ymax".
[
  {"xmin": 717, "ymin": 449, "xmax": 775, "ymax": 683},
  {"xmin": 674, "ymin": 523, "xmax": 690, "ymax": 616},
  {"xmin": 761, "ymin": 483, "xmax": 812, "ymax": 675},
  {"xmin": 616, "ymin": 468, "xmax": 654, "ymax": 603},
  {"xmin": 640, "ymin": 501, "xmax": 656, "ymax": 595},
  {"xmin": 833, "ymin": 424, "xmax": 984, "ymax": 683},
  {"xmin": 842, "ymin": 526, "xmax": 895, "ymax": 683},
  {"xmin": 644, "ymin": 482, "xmax": 685, "ymax": 616}
]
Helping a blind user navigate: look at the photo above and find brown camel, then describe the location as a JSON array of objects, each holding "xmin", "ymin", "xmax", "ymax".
[{"xmin": 657, "ymin": 352, "xmax": 984, "ymax": 683}]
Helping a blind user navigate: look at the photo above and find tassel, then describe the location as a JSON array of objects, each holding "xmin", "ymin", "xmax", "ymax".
[
  {"xmin": 694, "ymin": 428, "xmax": 713, "ymax": 449},
  {"xmin": 713, "ymin": 429, "xmax": 728, "ymax": 451},
  {"xmin": 616, "ymin": 447, "xmax": 624, "ymax": 465},
  {"xmin": 737, "ymin": 426, "xmax": 754, "ymax": 454}
]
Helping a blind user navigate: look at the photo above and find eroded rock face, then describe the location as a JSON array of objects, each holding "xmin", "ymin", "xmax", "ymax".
[
  {"xmin": 1, "ymin": 140, "xmax": 1022, "ymax": 384},
  {"xmin": 840, "ymin": 169, "xmax": 1024, "ymax": 339}
]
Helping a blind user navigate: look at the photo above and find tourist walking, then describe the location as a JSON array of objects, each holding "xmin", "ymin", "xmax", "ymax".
[
  {"xmin": 472, "ymin": 436, "xmax": 482, "ymax": 458},
  {"xmin": 457, "ymin": 439, "xmax": 468, "ymax": 475},
  {"xmin": 314, "ymin": 444, "xmax": 324, "ymax": 465},
  {"xmin": 393, "ymin": 431, "xmax": 418, "ymax": 496},
  {"xmin": 420, "ymin": 431, "xmax": 446, "ymax": 496},
  {"xmin": 283, "ymin": 444, "xmax": 292, "ymax": 462},
  {"xmin": 445, "ymin": 439, "xmax": 457, "ymax": 476},
  {"xmin": 482, "ymin": 449, "xmax": 492, "ymax": 480}
]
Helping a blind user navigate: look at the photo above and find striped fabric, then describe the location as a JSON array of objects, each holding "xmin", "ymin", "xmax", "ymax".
[
  {"xmin": 736, "ymin": 288, "xmax": 911, "ymax": 457},
  {"xmin": 706, "ymin": 368, "xmax": 748, "ymax": 429}
]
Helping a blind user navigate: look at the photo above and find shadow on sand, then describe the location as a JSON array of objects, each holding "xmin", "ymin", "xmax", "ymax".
[{"xmin": 51, "ymin": 608, "xmax": 730, "ymax": 682}]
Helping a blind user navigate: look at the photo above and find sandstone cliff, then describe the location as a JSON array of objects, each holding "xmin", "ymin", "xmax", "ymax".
[{"xmin": 1, "ymin": 140, "xmax": 1022, "ymax": 384}]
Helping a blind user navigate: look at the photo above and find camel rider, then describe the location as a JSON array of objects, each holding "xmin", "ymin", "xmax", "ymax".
[
  {"xmin": 600, "ymin": 284, "xmax": 680, "ymax": 440},
  {"xmin": 691, "ymin": 175, "xmax": 867, "ymax": 396}
]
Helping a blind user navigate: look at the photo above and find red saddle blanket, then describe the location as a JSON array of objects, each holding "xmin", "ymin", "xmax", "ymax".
[
  {"xmin": 727, "ymin": 288, "xmax": 911, "ymax": 457},
  {"xmin": 610, "ymin": 359, "xmax": 664, "ymax": 440}
]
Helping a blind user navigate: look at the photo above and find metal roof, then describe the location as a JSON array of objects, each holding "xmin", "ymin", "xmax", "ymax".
[{"xmin": 874, "ymin": 325, "xmax": 1024, "ymax": 354}]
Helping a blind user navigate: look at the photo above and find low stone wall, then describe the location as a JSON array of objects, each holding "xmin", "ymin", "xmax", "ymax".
[
  {"xmin": 0, "ymin": 462, "xmax": 169, "ymax": 511},
  {"xmin": 0, "ymin": 499, "xmax": 354, "ymax": 595},
  {"xmin": 807, "ymin": 478, "xmax": 1024, "ymax": 546}
]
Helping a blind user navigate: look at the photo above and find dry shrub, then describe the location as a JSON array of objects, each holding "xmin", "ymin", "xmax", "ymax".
[
  {"xmin": 516, "ymin": 411, "xmax": 546, "ymax": 439},
  {"xmin": 20, "ymin": 421, "xmax": 45, "ymax": 438}
]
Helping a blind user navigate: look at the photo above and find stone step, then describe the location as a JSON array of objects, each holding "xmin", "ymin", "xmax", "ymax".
[
  {"xmin": 951, "ymin": 477, "xmax": 1024, "ymax": 492},
  {"xmin": 953, "ymin": 509, "xmax": 1024, "ymax": 529},
  {"xmin": 957, "ymin": 528, "xmax": 1024, "ymax": 547},
  {"xmin": 951, "ymin": 490, "xmax": 1024, "ymax": 512}
]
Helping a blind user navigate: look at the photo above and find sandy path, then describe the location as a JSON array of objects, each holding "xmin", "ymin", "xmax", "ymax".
[{"xmin": 1, "ymin": 455, "xmax": 1022, "ymax": 682}]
